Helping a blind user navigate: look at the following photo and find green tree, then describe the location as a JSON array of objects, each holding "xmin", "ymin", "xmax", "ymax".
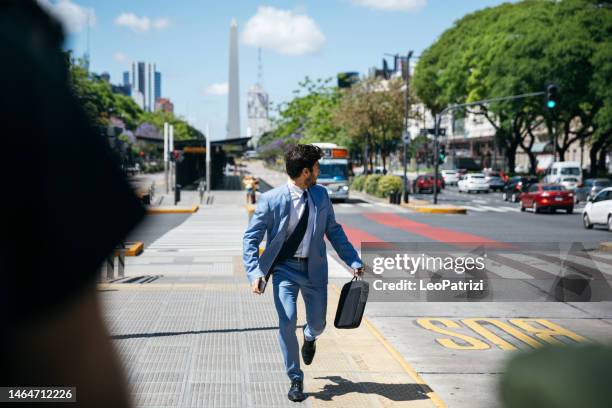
[
  {"xmin": 260, "ymin": 77, "xmax": 350, "ymax": 157},
  {"xmin": 413, "ymin": 0, "xmax": 612, "ymax": 174},
  {"xmin": 335, "ymin": 77, "xmax": 406, "ymax": 172}
]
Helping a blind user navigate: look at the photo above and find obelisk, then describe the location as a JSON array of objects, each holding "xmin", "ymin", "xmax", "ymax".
[{"xmin": 227, "ymin": 19, "xmax": 241, "ymax": 139}]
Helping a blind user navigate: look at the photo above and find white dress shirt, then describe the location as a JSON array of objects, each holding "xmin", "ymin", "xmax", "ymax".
[{"xmin": 286, "ymin": 181, "xmax": 315, "ymax": 258}]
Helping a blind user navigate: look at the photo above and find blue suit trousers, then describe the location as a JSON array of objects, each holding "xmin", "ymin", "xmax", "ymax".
[{"xmin": 272, "ymin": 258, "xmax": 327, "ymax": 381}]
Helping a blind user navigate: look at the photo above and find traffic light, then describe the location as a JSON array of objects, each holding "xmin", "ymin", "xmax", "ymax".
[
  {"xmin": 439, "ymin": 144, "xmax": 446, "ymax": 164},
  {"xmin": 546, "ymin": 84, "xmax": 558, "ymax": 109}
]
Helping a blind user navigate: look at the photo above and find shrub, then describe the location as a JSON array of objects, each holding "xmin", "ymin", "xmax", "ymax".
[
  {"xmin": 377, "ymin": 175, "xmax": 403, "ymax": 197},
  {"xmin": 351, "ymin": 175, "xmax": 366, "ymax": 191},
  {"xmin": 364, "ymin": 175, "xmax": 382, "ymax": 196}
]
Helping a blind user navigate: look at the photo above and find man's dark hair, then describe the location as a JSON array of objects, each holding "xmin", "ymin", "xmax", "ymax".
[{"xmin": 285, "ymin": 144, "xmax": 323, "ymax": 179}]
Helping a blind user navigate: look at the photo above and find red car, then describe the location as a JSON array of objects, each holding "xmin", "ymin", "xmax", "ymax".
[
  {"xmin": 519, "ymin": 184, "xmax": 574, "ymax": 214},
  {"xmin": 413, "ymin": 174, "xmax": 443, "ymax": 194}
]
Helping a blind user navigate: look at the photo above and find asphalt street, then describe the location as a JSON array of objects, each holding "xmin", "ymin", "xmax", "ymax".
[{"xmin": 326, "ymin": 185, "xmax": 612, "ymax": 408}]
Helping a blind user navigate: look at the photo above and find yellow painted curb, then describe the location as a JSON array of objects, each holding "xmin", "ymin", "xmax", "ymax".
[
  {"xmin": 124, "ymin": 241, "xmax": 144, "ymax": 256},
  {"xmin": 406, "ymin": 205, "xmax": 466, "ymax": 214},
  {"xmin": 330, "ymin": 283, "xmax": 447, "ymax": 408},
  {"xmin": 147, "ymin": 205, "xmax": 199, "ymax": 214}
]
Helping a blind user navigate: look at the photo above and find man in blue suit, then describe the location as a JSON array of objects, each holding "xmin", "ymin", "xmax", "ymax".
[{"xmin": 243, "ymin": 144, "xmax": 363, "ymax": 402}]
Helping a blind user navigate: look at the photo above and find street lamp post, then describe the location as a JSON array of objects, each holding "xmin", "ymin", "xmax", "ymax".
[
  {"xmin": 387, "ymin": 51, "xmax": 414, "ymax": 203},
  {"xmin": 402, "ymin": 51, "xmax": 413, "ymax": 203}
]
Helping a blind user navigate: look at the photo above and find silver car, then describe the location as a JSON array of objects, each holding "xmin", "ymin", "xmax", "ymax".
[{"xmin": 575, "ymin": 178, "xmax": 612, "ymax": 204}]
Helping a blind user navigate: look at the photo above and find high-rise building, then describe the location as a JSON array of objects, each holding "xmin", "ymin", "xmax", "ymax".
[
  {"xmin": 126, "ymin": 62, "xmax": 161, "ymax": 112},
  {"xmin": 155, "ymin": 71, "xmax": 162, "ymax": 101},
  {"xmin": 227, "ymin": 19, "xmax": 241, "ymax": 139},
  {"xmin": 122, "ymin": 71, "xmax": 130, "ymax": 88}
]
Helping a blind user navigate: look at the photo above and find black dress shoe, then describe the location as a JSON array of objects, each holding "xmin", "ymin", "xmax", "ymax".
[
  {"xmin": 301, "ymin": 336, "xmax": 316, "ymax": 365},
  {"xmin": 287, "ymin": 380, "xmax": 306, "ymax": 402}
]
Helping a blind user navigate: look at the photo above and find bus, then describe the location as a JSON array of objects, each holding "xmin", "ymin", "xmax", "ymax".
[{"xmin": 312, "ymin": 142, "xmax": 350, "ymax": 202}]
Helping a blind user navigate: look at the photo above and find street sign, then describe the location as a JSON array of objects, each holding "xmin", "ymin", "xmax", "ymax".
[
  {"xmin": 402, "ymin": 131, "xmax": 411, "ymax": 144},
  {"xmin": 420, "ymin": 128, "xmax": 446, "ymax": 136}
]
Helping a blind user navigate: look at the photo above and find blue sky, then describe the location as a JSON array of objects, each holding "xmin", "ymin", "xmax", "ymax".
[{"xmin": 42, "ymin": 0, "xmax": 513, "ymax": 140}]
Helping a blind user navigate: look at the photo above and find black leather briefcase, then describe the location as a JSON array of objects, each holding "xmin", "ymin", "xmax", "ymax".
[{"xmin": 334, "ymin": 277, "xmax": 369, "ymax": 329}]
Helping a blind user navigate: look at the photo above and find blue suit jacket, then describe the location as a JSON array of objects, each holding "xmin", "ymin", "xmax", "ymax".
[{"xmin": 243, "ymin": 183, "xmax": 362, "ymax": 286}]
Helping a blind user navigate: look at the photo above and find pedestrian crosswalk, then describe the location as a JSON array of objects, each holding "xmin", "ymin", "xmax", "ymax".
[
  {"xmin": 335, "ymin": 202, "xmax": 522, "ymax": 213},
  {"xmin": 462, "ymin": 205, "xmax": 521, "ymax": 213}
]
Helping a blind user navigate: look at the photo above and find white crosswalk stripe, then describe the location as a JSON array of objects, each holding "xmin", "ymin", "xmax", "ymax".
[
  {"xmin": 478, "ymin": 205, "xmax": 512, "ymax": 213},
  {"xmin": 335, "ymin": 202, "xmax": 522, "ymax": 213},
  {"xmin": 462, "ymin": 205, "xmax": 488, "ymax": 212}
]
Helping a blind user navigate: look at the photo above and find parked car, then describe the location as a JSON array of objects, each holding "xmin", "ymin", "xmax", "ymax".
[
  {"xmin": 582, "ymin": 187, "xmax": 612, "ymax": 230},
  {"xmin": 502, "ymin": 176, "xmax": 538, "ymax": 202},
  {"xmin": 244, "ymin": 150, "xmax": 259, "ymax": 159},
  {"xmin": 488, "ymin": 176, "xmax": 506, "ymax": 192},
  {"xmin": 515, "ymin": 164, "xmax": 528, "ymax": 174},
  {"xmin": 413, "ymin": 174, "xmax": 443, "ymax": 194},
  {"xmin": 519, "ymin": 184, "xmax": 574, "ymax": 214},
  {"xmin": 559, "ymin": 176, "xmax": 580, "ymax": 191},
  {"xmin": 543, "ymin": 161, "xmax": 583, "ymax": 185},
  {"xmin": 575, "ymin": 178, "xmax": 612, "ymax": 204},
  {"xmin": 441, "ymin": 169, "xmax": 459, "ymax": 186},
  {"xmin": 458, "ymin": 173, "xmax": 490, "ymax": 193}
]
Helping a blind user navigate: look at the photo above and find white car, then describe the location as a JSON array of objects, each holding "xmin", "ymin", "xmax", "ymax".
[
  {"xmin": 458, "ymin": 173, "xmax": 490, "ymax": 193},
  {"xmin": 560, "ymin": 176, "xmax": 579, "ymax": 191},
  {"xmin": 441, "ymin": 169, "xmax": 459, "ymax": 185},
  {"xmin": 515, "ymin": 164, "xmax": 528, "ymax": 173},
  {"xmin": 583, "ymin": 187, "xmax": 612, "ymax": 231}
]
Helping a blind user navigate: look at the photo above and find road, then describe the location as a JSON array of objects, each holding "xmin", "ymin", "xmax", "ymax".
[
  {"xmin": 326, "ymin": 185, "xmax": 612, "ymax": 408},
  {"xmin": 125, "ymin": 168, "xmax": 612, "ymax": 407}
]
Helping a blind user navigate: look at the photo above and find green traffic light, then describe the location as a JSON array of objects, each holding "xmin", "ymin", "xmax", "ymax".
[{"xmin": 547, "ymin": 100, "xmax": 556, "ymax": 109}]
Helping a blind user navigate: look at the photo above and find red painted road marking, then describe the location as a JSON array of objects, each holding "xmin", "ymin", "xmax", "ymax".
[
  {"xmin": 362, "ymin": 213, "xmax": 504, "ymax": 245},
  {"xmin": 336, "ymin": 224, "xmax": 392, "ymax": 251}
]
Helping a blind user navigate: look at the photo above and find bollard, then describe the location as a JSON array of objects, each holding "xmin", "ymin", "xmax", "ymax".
[
  {"xmin": 105, "ymin": 254, "xmax": 115, "ymax": 281},
  {"xmin": 117, "ymin": 247, "xmax": 125, "ymax": 278},
  {"xmin": 175, "ymin": 184, "xmax": 182, "ymax": 205}
]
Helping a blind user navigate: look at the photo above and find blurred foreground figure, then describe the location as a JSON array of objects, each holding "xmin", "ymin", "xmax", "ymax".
[
  {"xmin": 501, "ymin": 344, "xmax": 612, "ymax": 408},
  {"xmin": 0, "ymin": 2, "xmax": 144, "ymax": 407}
]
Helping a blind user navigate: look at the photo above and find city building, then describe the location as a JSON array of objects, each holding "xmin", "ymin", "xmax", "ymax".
[
  {"xmin": 155, "ymin": 97, "xmax": 174, "ymax": 114},
  {"xmin": 246, "ymin": 49, "xmax": 270, "ymax": 148},
  {"xmin": 123, "ymin": 62, "xmax": 161, "ymax": 112},
  {"xmin": 227, "ymin": 19, "xmax": 241, "ymax": 139},
  {"xmin": 247, "ymin": 84, "xmax": 271, "ymax": 147}
]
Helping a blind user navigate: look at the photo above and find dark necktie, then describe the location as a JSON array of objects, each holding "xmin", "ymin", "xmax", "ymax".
[{"xmin": 276, "ymin": 191, "xmax": 310, "ymax": 261}]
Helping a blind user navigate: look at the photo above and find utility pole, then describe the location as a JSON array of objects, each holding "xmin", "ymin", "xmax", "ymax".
[
  {"xmin": 402, "ymin": 51, "xmax": 413, "ymax": 203},
  {"xmin": 169, "ymin": 124, "xmax": 175, "ymax": 191},
  {"xmin": 206, "ymin": 124, "xmax": 211, "ymax": 194},
  {"xmin": 433, "ymin": 114, "xmax": 441, "ymax": 204},
  {"xmin": 164, "ymin": 122, "xmax": 169, "ymax": 193}
]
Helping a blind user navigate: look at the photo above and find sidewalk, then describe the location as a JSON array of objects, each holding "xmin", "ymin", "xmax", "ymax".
[{"xmin": 99, "ymin": 189, "xmax": 441, "ymax": 407}]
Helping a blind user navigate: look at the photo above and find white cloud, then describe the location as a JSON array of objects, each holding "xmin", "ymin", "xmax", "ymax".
[
  {"xmin": 205, "ymin": 83, "xmax": 229, "ymax": 96},
  {"xmin": 114, "ymin": 13, "xmax": 171, "ymax": 33},
  {"xmin": 153, "ymin": 18, "xmax": 171, "ymax": 30},
  {"xmin": 241, "ymin": 6, "xmax": 325, "ymax": 56},
  {"xmin": 38, "ymin": 0, "xmax": 95, "ymax": 34},
  {"xmin": 113, "ymin": 52, "xmax": 129, "ymax": 64},
  {"xmin": 352, "ymin": 0, "xmax": 427, "ymax": 12}
]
